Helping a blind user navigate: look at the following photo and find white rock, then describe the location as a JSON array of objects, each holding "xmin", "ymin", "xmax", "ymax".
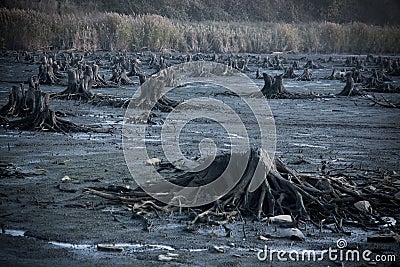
[
  {"xmin": 354, "ymin": 200, "xmax": 372, "ymax": 214},
  {"xmin": 61, "ymin": 175, "xmax": 71, "ymax": 182},
  {"xmin": 158, "ymin": 255, "xmax": 174, "ymax": 262},
  {"xmin": 268, "ymin": 215, "xmax": 293, "ymax": 224},
  {"xmin": 146, "ymin": 158, "xmax": 161, "ymax": 165}
]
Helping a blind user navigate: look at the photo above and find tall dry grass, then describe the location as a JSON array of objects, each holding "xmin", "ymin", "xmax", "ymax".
[{"xmin": 1, "ymin": 8, "xmax": 399, "ymax": 54}]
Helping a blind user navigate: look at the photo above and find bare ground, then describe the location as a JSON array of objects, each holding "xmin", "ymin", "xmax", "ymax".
[{"xmin": 0, "ymin": 53, "xmax": 399, "ymax": 266}]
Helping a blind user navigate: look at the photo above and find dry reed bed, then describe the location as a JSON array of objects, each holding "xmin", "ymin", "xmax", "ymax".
[{"xmin": 1, "ymin": 8, "xmax": 399, "ymax": 53}]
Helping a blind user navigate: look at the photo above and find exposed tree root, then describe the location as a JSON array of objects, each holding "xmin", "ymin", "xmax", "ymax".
[
  {"xmin": 367, "ymin": 95, "xmax": 400, "ymax": 108},
  {"xmin": 7, "ymin": 91, "xmax": 89, "ymax": 133},
  {"xmin": 0, "ymin": 76, "xmax": 100, "ymax": 133},
  {"xmin": 84, "ymin": 148, "xmax": 400, "ymax": 230},
  {"xmin": 131, "ymin": 75, "xmax": 180, "ymax": 112},
  {"xmin": 337, "ymin": 74, "xmax": 362, "ymax": 96},
  {"xmin": 54, "ymin": 69, "xmax": 94, "ymax": 100}
]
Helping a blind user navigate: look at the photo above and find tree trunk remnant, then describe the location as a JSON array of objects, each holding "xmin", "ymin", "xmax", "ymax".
[
  {"xmin": 296, "ymin": 68, "xmax": 313, "ymax": 81},
  {"xmin": 1, "ymin": 77, "xmax": 87, "ymax": 133},
  {"xmin": 283, "ymin": 67, "xmax": 298, "ymax": 79},
  {"xmin": 56, "ymin": 69, "xmax": 93, "ymax": 100},
  {"xmin": 261, "ymin": 74, "xmax": 290, "ymax": 98},
  {"xmin": 127, "ymin": 60, "xmax": 142, "ymax": 77},
  {"xmin": 8, "ymin": 91, "xmax": 85, "ymax": 133},
  {"xmin": 92, "ymin": 64, "xmax": 110, "ymax": 87},
  {"xmin": 134, "ymin": 76, "xmax": 180, "ymax": 112},
  {"xmin": 0, "ymin": 84, "xmax": 29, "ymax": 117},
  {"xmin": 85, "ymin": 146, "xmax": 400, "ymax": 228},
  {"xmin": 260, "ymin": 73, "xmax": 273, "ymax": 96},
  {"xmin": 337, "ymin": 73, "xmax": 357, "ymax": 96},
  {"xmin": 109, "ymin": 67, "xmax": 135, "ymax": 85},
  {"xmin": 38, "ymin": 61, "xmax": 60, "ymax": 85}
]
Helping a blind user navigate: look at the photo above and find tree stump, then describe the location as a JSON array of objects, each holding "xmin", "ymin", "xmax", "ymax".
[
  {"xmin": 337, "ymin": 73, "xmax": 358, "ymax": 96},
  {"xmin": 127, "ymin": 60, "xmax": 142, "ymax": 77},
  {"xmin": 260, "ymin": 73, "xmax": 273, "ymax": 96},
  {"xmin": 92, "ymin": 64, "xmax": 110, "ymax": 87},
  {"xmin": 38, "ymin": 61, "xmax": 60, "ymax": 85},
  {"xmin": 296, "ymin": 68, "xmax": 313, "ymax": 81},
  {"xmin": 133, "ymin": 76, "xmax": 180, "ymax": 112},
  {"xmin": 109, "ymin": 67, "xmax": 135, "ymax": 85},
  {"xmin": 2, "ymin": 78, "xmax": 88, "ymax": 133},
  {"xmin": 283, "ymin": 66, "xmax": 298, "ymax": 79},
  {"xmin": 261, "ymin": 74, "xmax": 291, "ymax": 98},
  {"xmin": 0, "ymin": 84, "xmax": 29, "ymax": 117},
  {"xmin": 56, "ymin": 69, "xmax": 93, "ymax": 100},
  {"xmin": 303, "ymin": 59, "xmax": 321, "ymax": 69}
]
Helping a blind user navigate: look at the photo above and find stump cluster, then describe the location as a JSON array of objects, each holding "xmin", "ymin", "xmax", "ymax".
[{"xmin": 1, "ymin": 76, "xmax": 87, "ymax": 133}]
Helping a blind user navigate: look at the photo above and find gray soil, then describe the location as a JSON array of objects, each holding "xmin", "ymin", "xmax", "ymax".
[{"xmin": 0, "ymin": 53, "xmax": 399, "ymax": 266}]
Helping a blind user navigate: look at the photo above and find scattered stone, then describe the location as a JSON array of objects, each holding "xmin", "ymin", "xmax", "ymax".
[
  {"xmin": 213, "ymin": 245, "xmax": 225, "ymax": 253},
  {"xmin": 146, "ymin": 158, "xmax": 161, "ymax": 165},
  {"xmin": 61, "ymin": 175, "xmax": 71, "ymax": 182}
]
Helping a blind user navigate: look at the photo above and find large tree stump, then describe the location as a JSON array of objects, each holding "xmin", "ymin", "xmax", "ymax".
[
  {"xmin": 8, "ymin": 92, "xmax": 82, "ymax": 132},
  {"xmin": 261, "ymin": 74, "xmax": 291, "ymax": 98},
  {"xmin": 0, "ymin": 84, "xmax": 29, "ymax": 117},
  {"xmin": 56, "ymin": 69, "xmax": 93, "ymax": 100},
  {"xmin": 127, "ymin": 60, "xmax": 142, "ymax": 77},
  {"xmin": 0, "ymin": 76, "xmax": 39, "ymax": 117},
  {"xmin": 85, "ymin": 145, "xmax": 400, "ymax": 229},
  {"xmin": 260, "ymin": 73, "xmax": 273, "ymax": 96},
  {"xmin": 133, "ymin": 75, "xmax": 180, "ymax": 112},
  {"xmin": 38, "ymin": 61, "xmax": 60, "ymax": 85},
  {"xmin": 91, "ymin": 64, "xmax": 110, "ymax": 87}
]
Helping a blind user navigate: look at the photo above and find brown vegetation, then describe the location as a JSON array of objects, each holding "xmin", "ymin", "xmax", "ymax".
[{"xmin": 1, "ymin": 8, "xmax": 399, "ymax": 53}]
